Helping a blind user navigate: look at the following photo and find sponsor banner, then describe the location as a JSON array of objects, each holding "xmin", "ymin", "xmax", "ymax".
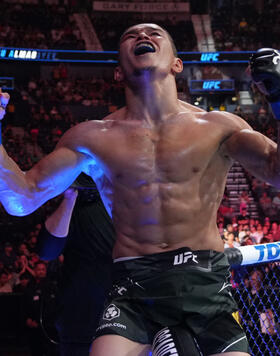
[
  {"xmin": 93, "ymin": 1, "xmax": 189, "ymax": 13},
  {"xmin": 238, "ymin": 242, "xmax": 280, "ymax": 265}
]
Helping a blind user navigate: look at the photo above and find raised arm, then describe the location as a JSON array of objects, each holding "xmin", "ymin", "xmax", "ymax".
[
  {"xmin": 0, "ymin": 143, "xmax": 91, "ymax": 215},
  {"xmin": 222, "ymin": 117, "xmax": 280, "ymax": 188},
  {"xmin": 222, "ymin": 48, "xmax": 280, "ymax": 188},
  {"xmin": 0, "ymin": 95, "xmax": 95, "ymax": 216}
]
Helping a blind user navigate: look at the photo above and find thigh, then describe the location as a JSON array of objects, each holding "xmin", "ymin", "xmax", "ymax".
[
  {"xmin": 195, "ymin": 312, "xmax": 250, "ymax": 355},
  {"xmin": 90, "ymin": 335, "xmax": 151, "ymax": 356}
]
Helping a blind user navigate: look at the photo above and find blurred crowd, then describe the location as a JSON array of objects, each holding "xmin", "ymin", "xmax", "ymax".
[
  {"xmin": 211, "ymin": 0, "xmax": 280, "ymax": 51},
  {"xmin": 1, "ymin": 0, "xmax": 280, "ymax": 53},
  {"xmin": 0, "ymin": 2, "xmax": 85, "ymax": 49}
]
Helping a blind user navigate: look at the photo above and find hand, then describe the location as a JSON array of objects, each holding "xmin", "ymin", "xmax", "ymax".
[
  {"xmin": 22, "ymin": 255, "xmax": 28, "ymax": 267},
  {"xmin": 63, "ymin": 187, "xmax": 78, "ymax": 200},
  {"xmin": 249, "ymin": 48, "xmax": 280, "ymax": 102},
  {"xmin": 0, "ymin": 88, "xmax": 10, "ymax": 120}
]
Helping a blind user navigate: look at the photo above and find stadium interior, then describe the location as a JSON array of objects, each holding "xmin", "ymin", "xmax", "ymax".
[{"xmin": 0, "ymin": 0, "xmax": 280, "ymax": 355}]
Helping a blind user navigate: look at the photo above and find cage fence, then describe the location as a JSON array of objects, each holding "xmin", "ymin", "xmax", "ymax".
[{"xmin": 226, "ymin": 243, "xmax": 280, "ymax": 356}]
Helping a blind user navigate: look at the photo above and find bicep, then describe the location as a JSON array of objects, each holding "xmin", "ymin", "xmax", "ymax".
[{"xmin": 223, "ymin": 129, "xmax": 278, "ymax": 185}]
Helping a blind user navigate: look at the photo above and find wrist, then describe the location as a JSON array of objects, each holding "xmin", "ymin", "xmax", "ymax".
[{"xmin": 269, "ymin": 101, "xmax": 280, "ymax": 120}]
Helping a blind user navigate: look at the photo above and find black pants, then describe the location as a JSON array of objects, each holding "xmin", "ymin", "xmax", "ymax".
[
  {"xmin": 59, "ymin": 342, "xmax": 91, "ymax": 356},
  {"xmin": 27, "ymin": 327, "xmax": 59, "ymax": 356}
]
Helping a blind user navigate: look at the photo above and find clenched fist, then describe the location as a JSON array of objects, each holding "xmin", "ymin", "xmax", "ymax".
[{"xmin": 0, "ymin": 88, "xmax": 10, "ymax": 121}]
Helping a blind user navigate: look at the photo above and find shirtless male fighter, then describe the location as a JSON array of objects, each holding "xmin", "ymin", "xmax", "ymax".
[{"xmin": 1, "ymin": 24, "xmax": 280, "ymax": 356}]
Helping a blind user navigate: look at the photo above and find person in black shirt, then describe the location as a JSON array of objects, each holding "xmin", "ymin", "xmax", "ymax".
[
  {"xmin": 237, "ymin": 207, "xmax": 250, "ymax": 226},
  {"xmin": 23, "ymin": 261, "xmax": 58, "ymax": 356},
  {"xmin": 37, "ymin": 173, "xmax": 115, "ymax": 356}
]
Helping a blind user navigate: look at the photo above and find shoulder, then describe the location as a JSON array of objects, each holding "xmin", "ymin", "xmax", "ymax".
[
  {"xmin": 202, "ymin": 110, "xmax": 253, "ymax": 132},
  {"xmin": 57, "ymin": 120, "xmax": 115, "ymax": 149},
  {"xmin": 179, "ymin": 100, "xmax": 252, "ymax": 132}
]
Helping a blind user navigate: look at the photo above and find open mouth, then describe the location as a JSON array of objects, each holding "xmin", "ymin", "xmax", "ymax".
[{"xmin": 134, "ymin": 42, "xmax": 156, "ymax": 56}]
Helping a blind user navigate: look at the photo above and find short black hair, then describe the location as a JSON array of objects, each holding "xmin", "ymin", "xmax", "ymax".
[{"xmin": 165, "ymin": 30, "xmax": 177, "ymax": 57}]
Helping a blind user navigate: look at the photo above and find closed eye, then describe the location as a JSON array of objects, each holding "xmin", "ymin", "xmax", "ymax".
[
  {"xmin": 120, "ymin": 34, "xmax": 136, "ymax": 43},
  {"xmin": 126, "ymin": 34, "xmax": 137, "ymax": 39}
]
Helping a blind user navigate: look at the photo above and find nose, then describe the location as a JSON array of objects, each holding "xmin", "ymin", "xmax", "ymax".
[{"xmin": 137, "ymin": 31, "xmax": 150, "ymax": 41}]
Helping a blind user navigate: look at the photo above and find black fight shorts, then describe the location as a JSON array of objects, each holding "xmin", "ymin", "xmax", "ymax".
[{"xmin": 95, "ymin": 247, "xmax": 249, "ymax": 355}]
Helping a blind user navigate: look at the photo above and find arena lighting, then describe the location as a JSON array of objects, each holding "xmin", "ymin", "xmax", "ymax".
[{"xmin": 0, "ymin": 47, "xmax": 262, "ymax": 64}]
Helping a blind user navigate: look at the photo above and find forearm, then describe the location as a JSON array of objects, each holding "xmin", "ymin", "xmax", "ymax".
[
  {"xmin": 45, "ymin": 193, "xmax": 77, "ymax": 237},
  {"xmin": 0, "ymin": 145, "xmax": 36, "ymax": 215},
  {"xmin": 37, "ymin": 192, "xmax": 77, "ymax": 260},
  {"xmin": 37, "ymin": 225, "xmax": 67, "ymax": 260},
  {"xmin": 0, "ymin": 143, "xmax": 87, "ymax": 216}
]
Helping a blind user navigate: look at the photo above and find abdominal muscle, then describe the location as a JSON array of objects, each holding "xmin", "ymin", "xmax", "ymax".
[{"xmin": 111, "ymin": 182, "xmax": 225, "ymax": 259}]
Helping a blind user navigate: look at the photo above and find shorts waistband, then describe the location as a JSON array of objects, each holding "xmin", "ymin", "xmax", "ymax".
[{"xmin": 112, "ymin": 247, "xmax": 227, "ymax": 281}]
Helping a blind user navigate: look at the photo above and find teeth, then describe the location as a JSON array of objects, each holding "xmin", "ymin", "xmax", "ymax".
[
  {"xmin": 135, "ymin": 43, "xmax": 154, "ymax": 50},
  {"xmin": 134, "ymin": 42, "xmax": 155, "ymax": 56}
]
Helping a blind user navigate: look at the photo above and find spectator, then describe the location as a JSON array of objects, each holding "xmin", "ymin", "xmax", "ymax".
[
  {"xmin": 218, "ymin": 199, "xmax": 234, "ymax": 225},
  {"xmin": 254, "ymin": 224, "xmax": 264, "ymax": 244},
  {"xmin": 272, "ymin": 192, "xmax": 280, "ymax": 211},
  {"xmin": 237, "ymin": 207, "xmax": 250, "ymax": 226},
  {"xmin": 0, "ymin": 271, "xmax": 16, "ymax": 293},
  {"xmin": 238, "ymin": 190, "xmax": 250, "ymax": 213},
  {"xmin": 244, "ymin": 269, "xmax": 279, "ymax": 355},
  {"xmin": 259, "ymin": 192, "xmax": 272, "ymax": 215},
  {"xmin": 15, "ymin": 254, "xmax": 35, "ymax": 279},
  {"xmin": 251, "ymin": 178, "xmax": 264, "ymax": 198},
  {"xmin": 270, "ymin": 222, "xmax": 280, "ymax": 241},
  {"xmin": 260, "ymin": 233, "xmax": 273, "ymax": 244},
  {"xmin": 238, "ymin": 226, "xmax": 253, "ymax": 245},
  {"xmin": 27, "ymin": 235, "xmax": 38, "ymax": 254},
  {"xmin": 224, "ymin": 232, "xmax": 240, "ymax": 248},
  {"xmin": 250, "ymin": 226, "xmax": 260, "ymax": 244},
  {"xmin": 0, "ymin": 242, "xmax": 17, "ymax": 272},
  {"xmin": 13, "ymin": 272, "xmax": 32, "ymax": 293},
  {"xmin": 24, "ymin": 261, "xmax": 58, "ymax": 356},
  {"xmin": 17, "ymin": 242, "xmax": 31, "ymax": 258},
  {"xmin": 223, "ymin": 223, "xmax": 237, "ymax": 240}
]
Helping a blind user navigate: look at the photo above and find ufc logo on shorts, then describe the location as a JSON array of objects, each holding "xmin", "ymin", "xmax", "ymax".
[{"xmin": 173, "ymin": 251, "xmax": 198, "ymax": 265}]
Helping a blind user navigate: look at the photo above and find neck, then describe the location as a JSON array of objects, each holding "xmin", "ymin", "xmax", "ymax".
[{"xmin": 124, "ymin": 71, "xmax": 180, "ymax": 125}]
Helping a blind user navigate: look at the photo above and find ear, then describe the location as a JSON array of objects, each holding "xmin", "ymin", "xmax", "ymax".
[
  {"xmin": 171, "ymin": 57, "xmax": 183, "ymax": 75},
  {"xmin": 114, "ymin": 66, "xmax": 124, "ymax": 82}
]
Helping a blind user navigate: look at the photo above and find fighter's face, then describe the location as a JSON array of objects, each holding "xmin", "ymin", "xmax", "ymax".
[{"xmin": 116, "ymin": 24, "xmax": 181, "ymax": 80}]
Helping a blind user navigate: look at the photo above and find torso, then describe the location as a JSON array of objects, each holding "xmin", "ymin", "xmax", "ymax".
[{"xmin": 72, "ymin": 106, "xmax": 241, "ymax": 258}]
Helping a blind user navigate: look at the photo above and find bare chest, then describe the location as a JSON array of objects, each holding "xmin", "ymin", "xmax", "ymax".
[{"xmin": 96, "ymin": 121, "xmax": 224, "ymax": 184}]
